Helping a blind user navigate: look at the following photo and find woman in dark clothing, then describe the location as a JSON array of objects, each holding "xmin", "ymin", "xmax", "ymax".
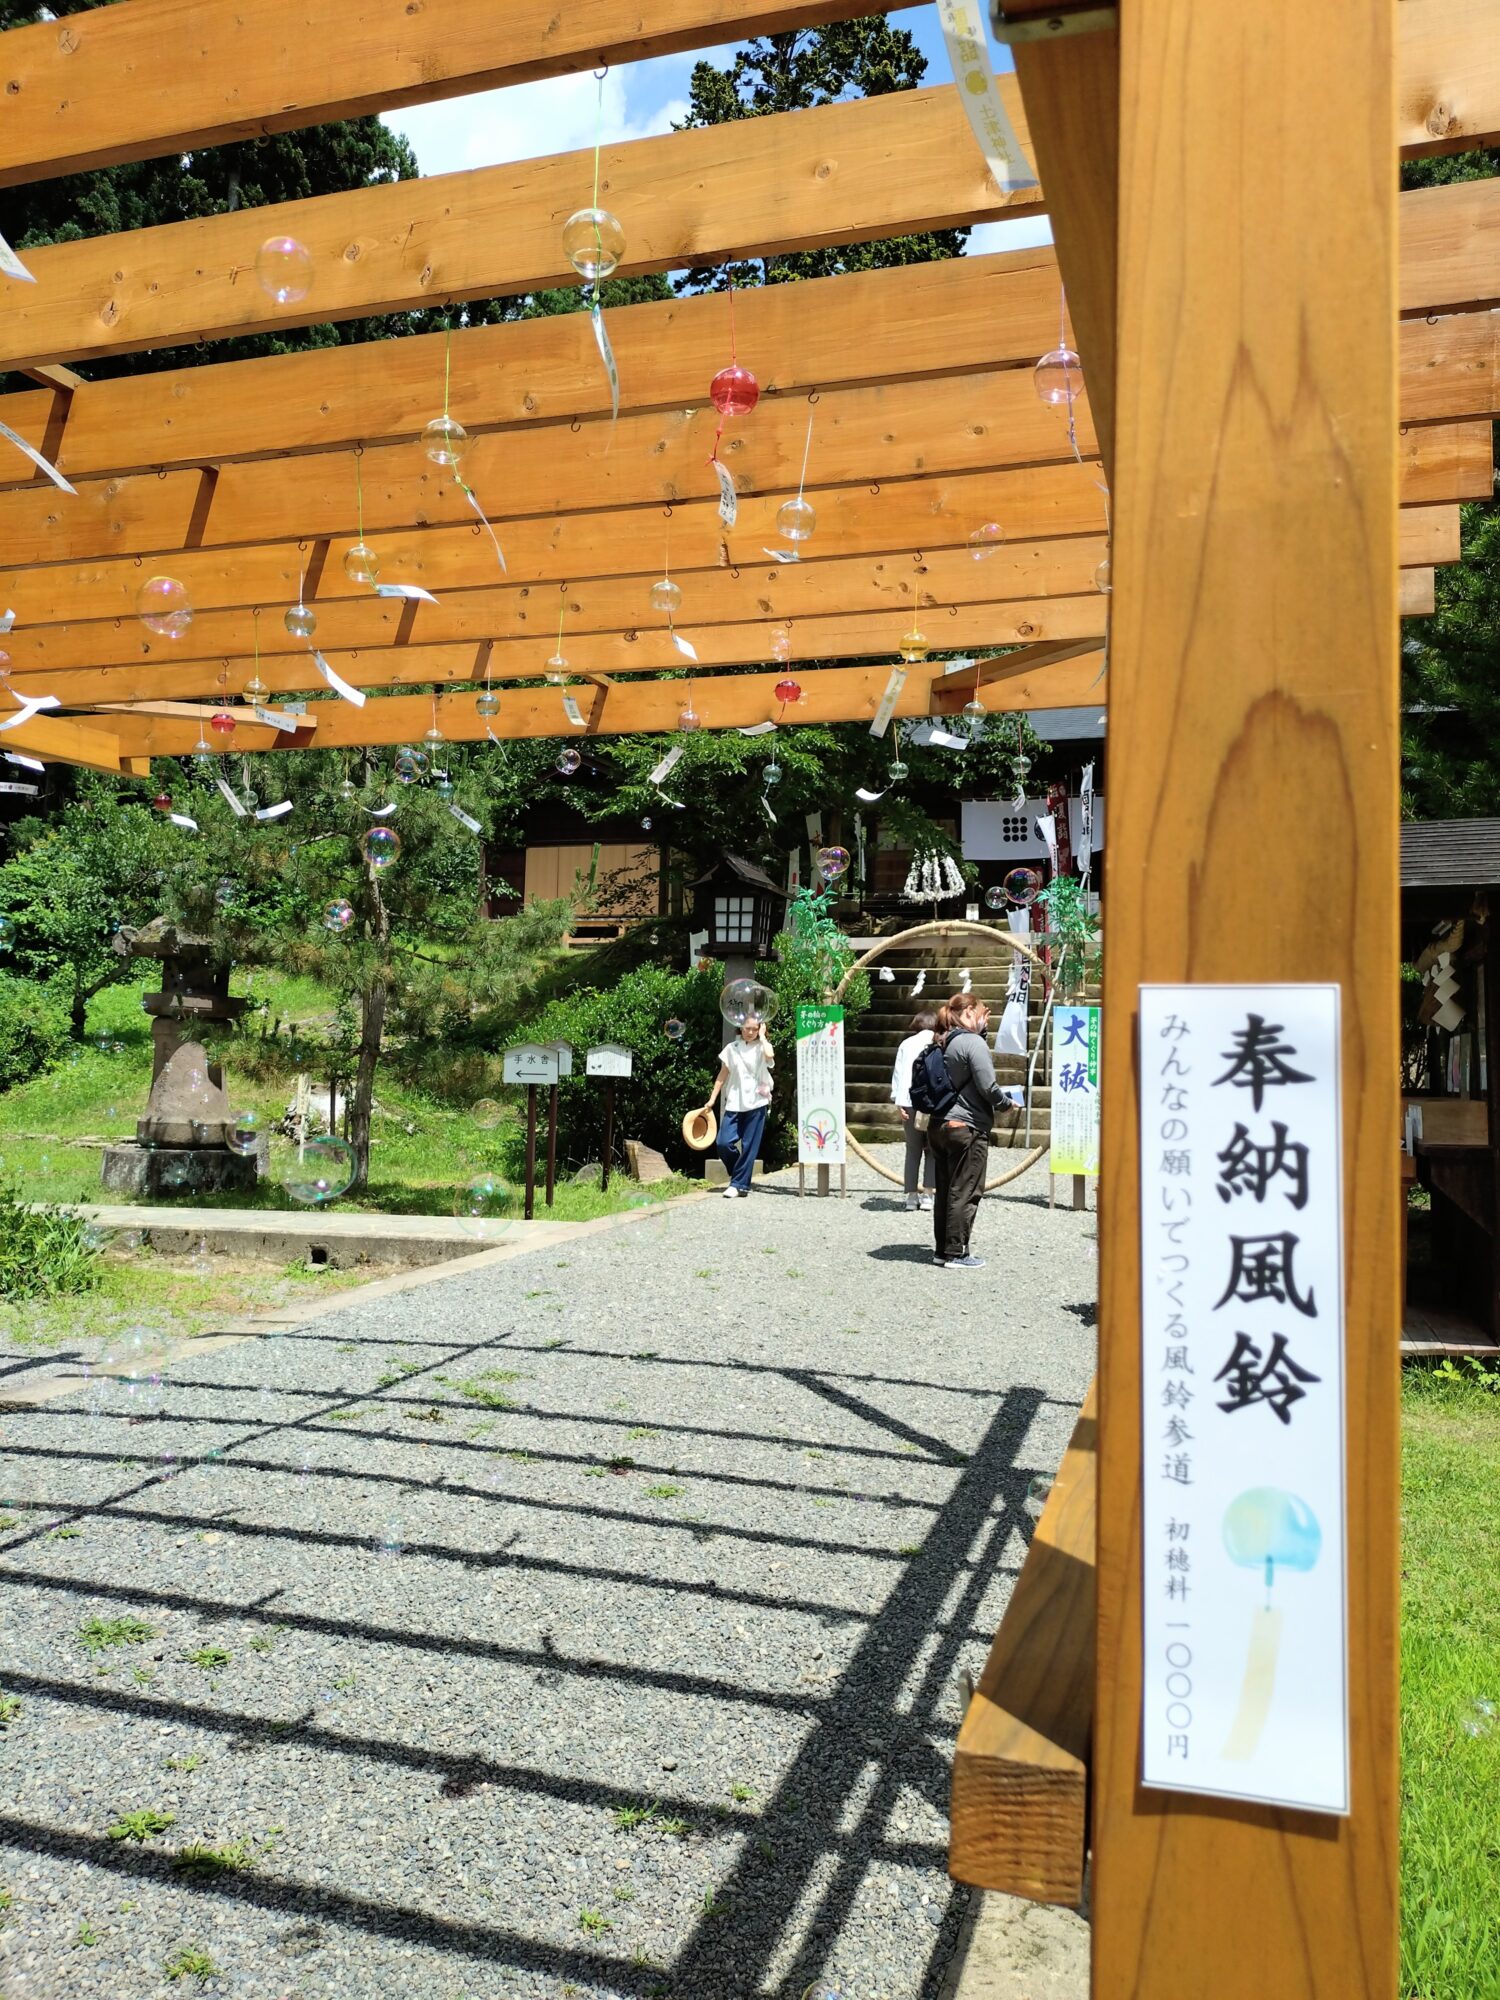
[{"xmin": 931, "ymin": 992, "xmax": 1009, "ymax": 1269}]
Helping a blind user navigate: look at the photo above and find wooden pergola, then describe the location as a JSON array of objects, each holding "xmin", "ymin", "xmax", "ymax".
[{"xmin": 0, "ymin": 0, "xmax": 1485, "ymax": 1987}]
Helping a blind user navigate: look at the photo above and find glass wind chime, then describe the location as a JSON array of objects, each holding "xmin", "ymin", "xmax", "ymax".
[{"xmin": 562, "ymin": 69, "xmax": 625, "ymax": 422}]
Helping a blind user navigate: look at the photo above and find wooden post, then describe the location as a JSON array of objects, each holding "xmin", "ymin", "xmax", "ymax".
[
  {"xmin": 523, "ymin": 1084, "xmax": 538, "ymax": 1222},
  {"xmin": 1093, "ymin": 3, "xmax": 1400, "ymax": 1996},
  {"xmin": 601, "ymin": 1079, "xmax": 615, "ymax": 1194},
  {"xmin": 545, "ymin": 1082, "xmax": 559, "ymax": 1208}
]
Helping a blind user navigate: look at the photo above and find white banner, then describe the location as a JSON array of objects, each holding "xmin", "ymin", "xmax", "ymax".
[
  {"xmin": 1049, "ymin": 1004, "xmax": 1100, "ymax": 1176},
  {"xmin": 795, "ymin": 1004, "xmax": 847, "ymax": 1167},
  {"xmin": 934, "ymin": 0, "xmax": 1039, "ymax": 196},
  {"xmin": 1138, "ymin": 984, "xmax": 1347, "ymax": 1816}
]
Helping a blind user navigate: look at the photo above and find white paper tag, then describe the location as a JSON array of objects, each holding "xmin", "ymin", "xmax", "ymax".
[
  {"xmin": 738, "ymin": 721, "xmax": 777, "ymax": 737},
  {"xmin": 0, "ymin": 418, "xmax": 76, "ymax": 496},
  {"xmin": 942, "ymin": 656, "xmax": 977, "ymax": 676},
  {"xmin": 650, "ymin": 743, "xmax": 685, "ymax": 786},
  {"xmin": 253, "ymin": 704, "xmax": 301, "ymax": 732},
  {"xmin": 0, "ymin": 232, "xmax": 36, "ymax": 284},
  {"xmin": 929, "ymin": 727, "xmax": 970, "ymax": 751},
  {"xmin": 761, "ymin": 795, "xmax": 778, "ymax": 824},
  {"xmin": 375, "ymin": 584, "xmax": 440, "ymax": 605},
  {"xmin": 805, "ymin": 812, "xmax": 823, "ymax": 843},
  {"xmin": 714, "ymin": 461, "xmax": 738, "ymax": 529},
  {"xmin": 0, "ymin": 610, "xmax": 14, "ymax": 634},
  {"xmin": 214, "ymin": 778, "xmax": 249, "ymax": 817},
  {"xmin": 763, "ymin": 547, "xmax": 799, "ymax": 564},
  {"xmin": 870, "ymin": 667, "xmax": 908, "ymax": 738},
  {"xmin": 591, "ymin": 297, "xmax": 620, "ymax": 422},
  {"xmin": 255, "ymin": 800, "xmax": 294, "ymax": 822},
  {"xmin": 670, "ymin": 631, "xmax": 699, "ymax": 663},
  {"xmin": 3, "ymin": 752, "xmax": 44, "ymax": 772},
  {"xmin": 856, "ymin": 786, "xmax": 888, "ymax": 803},
  {"xmin": 312, "ymin": 651, "xmax": 366, "ymax": 706},
  {"xmin": 169, "ymin": 813, "xmax": 200, "ymax": 831},
  {"xmin": 562, "ymin": 694, "xmax": 585, "ymax": 727},
  {"xmin": 448, "ymin": 802, "xmax": 483, "ymax": 835},
  {"xmin": 936, "ymin": 0, "xmax": 1039, "ymax": 195},
  {"xmin": 363, "ymin": 802, "xmax": 399, "ymax": 818},
  {"xmin": 0, "ymin": 781, "xmax": 39, "ymax": 795},
  {"xmin": 0, "ymin": 693, "xmax": 60, "ymax": 733},
  {"xmin": 461, "ymin": 481, "xmax": 507, "ymax": 573}
]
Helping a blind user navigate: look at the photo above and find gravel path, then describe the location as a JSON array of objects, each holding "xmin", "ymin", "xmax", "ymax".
[{"xmin": 0, "ymin": 1153, "xmax": 1097, "ymax": 2000}]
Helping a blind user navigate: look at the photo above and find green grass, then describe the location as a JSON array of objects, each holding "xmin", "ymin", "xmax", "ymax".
[
  {"xmin": 171, "ymin": 1840, "xmax": 248, "ymax": 1878},
  {"xmin": 183, "ymin": 1646, "xmax": 232, "ymax": 1672},
  {"xmin": 0, "ymin": 976, "xmax": 691, "ymax": 1221},
  {"xmin": 107, "ymin": 1808, "xmax": 176, "ymax": 1842},
  {"xmin": 1400, "ymin": 1363, "xmax": 1500, "ymax": 1999},
  {"xmin": 0, "ymin": 1694, "xmax": 20, "ymax": 1731},
  {"xmin": 78, "ymin": 1616, "xmax": 154, "ymax": 1654},
  {"xmin": 163, "ymin": 1942, "xmax": 219, "ymax": 1984}
]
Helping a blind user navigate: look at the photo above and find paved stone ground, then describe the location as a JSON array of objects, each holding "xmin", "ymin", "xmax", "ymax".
[{"xmin": 0, "ymin": 1153, "xmax": 1097, "ymax": 2000}]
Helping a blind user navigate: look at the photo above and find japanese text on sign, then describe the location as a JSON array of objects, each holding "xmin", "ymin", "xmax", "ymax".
[
  {"xmin": 1138, "ymin": 985, "xmax": 1348, "ymax": 1816},
  {"xmin": 1050, "ymin": 1004, "xmax": 1099, "ymax": 1176},
  {"xmin": 795, "ymin": 1004, "xmax": 846, "ymax": 1166}
]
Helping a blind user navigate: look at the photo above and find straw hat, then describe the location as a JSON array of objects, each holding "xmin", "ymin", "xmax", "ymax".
[{"xmin": 681, "ymin": 1104, "xmax": 718, "ymax": 1151}]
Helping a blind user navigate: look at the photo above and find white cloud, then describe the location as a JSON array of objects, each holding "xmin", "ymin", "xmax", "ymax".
[
  {"xmin": 384, "ymin": 60, "xmax": 693, "ymax": 180},
  {"xmin": 966, "ymin": 214, "xmax": 1055, "ymax": 257}
]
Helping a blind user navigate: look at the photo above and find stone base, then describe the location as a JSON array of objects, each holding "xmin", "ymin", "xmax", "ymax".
[
  {"xmin": 100, "ymin": 1144, "xmax": 259, "ymax": 1200},
  {"xmin": 704, "ymin": 1156, "xmax": 766, "ymax": 1185}
]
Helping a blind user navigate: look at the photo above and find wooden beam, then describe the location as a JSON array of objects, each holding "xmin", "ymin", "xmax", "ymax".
[
  {"xmin": 1095, "ymin": 2, "xmax": 1399, "ymax": 1995},
  {"xmin": 0, "ymin": 708, "xmax": 122, "ymax": 773},
  {"xmin": 0, "ymin": 370, "xmax": 1108, "ymax": 569},
  {"xmin": 20, "ymin": 600, "xmax": 1114, "ymax": 708},
  {"xmin": 950, "ymin": 1383, "xmax": 1097, "ymax": 1905},
  {"xmin": 1402, "ymin": 565, "xmax": 1437, "ymax": 616},
  {"xmin": 0, "ymin": 255, "xmax": 1491, "ymax": 495},
  {"xmin": 85, "ymin": 650, "xmax": 1108, "ymax": 757},
  {"xmin": 0, "ymin": 369, "xmax": 1478, "ymax": 573},
  {"xmin": 1399, "ymin": 0, "xmax": 1500, "ymax": 155},
  {"xmin": 0, "ymin": 0, "xmax": 926, "ymax": 187},
  {"xmin": 0, "ymin": 480, "xmax": 1452, "ymax": 635},
  {"xmin": 0, "ymin": 87, "xmax": 1040, "ymax": 373},
  {"xmin": 0, "ymin": 77, "xmax": 1494, "ymax": 372}
]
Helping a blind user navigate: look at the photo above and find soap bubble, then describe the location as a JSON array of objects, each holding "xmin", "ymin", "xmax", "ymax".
[
  {"xmin": 276, "ymin": 1135, "xmax": 357, "ymax": 1206},
  {"xmin": 225, "ymin": 1110, "xmax": 261, "ymax": 1158},
  {"xmin": 361, "ymin": 826, "xmax": 401, "ymax": 870},
  {"xmin": 1034, "ymin": 344, "xmax": 1083, "ymax": 407},
  {"xmin": 776, "ymin": 496, "xmax": 817, "ymax": 544},
  {"xmin": 641, "ymin": 816, "xmax": 653, "ymax": 832},
  {"xmin": 816, "ymin": 846, "xmax": 850, "ymax": 884},
  {"xmin": 968, "ymin": 522, "xmax": 1003, "ymax": 560},
  {"xmin": 709, "ymin": 364, "xmax": 760, "ymax": 416},
  {"xmin": 453, "ymin": 1174, "xmax": 510, "ymax": 1234},
  {"xmin": 394, "ymin": 747, "xmax": 426, "ymax": 784},
  {"xmin": 1002, "ymin": 866, "xmax": 1042, "ymax": 907},
  {"xmin": 256, "ymin": 234, "xmax": 313, "ymax": 305},
  {"xmin": 1024, "ymin": 1475, "xmax": 1052, "ymax": 1520},
  {"xmin": 0, "ymin": 650, "xmax": 9, "ymax": 683},
  {"xmin": 650, "ymin": 577, "xmax": 683, "ymax": 616},
  {"xmin": 475, "ymin": 689, "xmax": 500, "ymax": 718},
  {"xmin": 471, "ymin": 1099, "xmax": 503, "ymax": 1130},
  {"xmin": 802, "ymin": 1984, "xmax": 842, "ymax": 2000},
  {"xmin": 1461, "ymin": 1697, "xmax": 1497, "ymax": 1738},
  {"xmin": 898, "ymin": 629, "xmax": 930, "ymax": 664},
  {"xmin": 721, "ymin": 978, "xmax": 777, "ymax": 1028},
  {"xmin": 563, "ymin": 206, "xmax": 625, "ymax": 281},
  {"xmin": 423, "ymin": 414, "xmax": 472, "ymax": 468},
  {"xmin": 677, "ymin": 706, "xmax": 701, "ymax": 735},
  {"xmin": 768, "ymin": 624, "xmax": 792, "ymax": 662},
  {"xmin": 343, "ymin": 541, "xmax": 380, "ymax": 586},
  {"xmin": 1094, "ymin": 554, "xmax": 1112, "ymax": 594},
  {"xmin": 285, "ymin": 601, "xmax": 317, "ymax": 640},
  {"xmin": 376, "ymin": 1520, "xmax": 405, "ymax": 1562},
  {"xmin": 324, "ymin": 899, "xmax": 355, "ymax": 933},
  {"xmin": 984, "ymin": 885, "xmax": 1007, "ymax": 911},
  {"xmin": 556, "ymin": 747, "xmax": 582, "ymax": 777},
  {"xmin": 663, "ymin": 1018, "xmax": 687, "ymax": 1043},
  {"xmin": 137, "ymin": 575, "xmax": 193, "ymax": 639}
]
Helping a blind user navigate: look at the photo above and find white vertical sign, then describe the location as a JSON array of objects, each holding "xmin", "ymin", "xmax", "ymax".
[
  {"xmin": 1138, "ymin": 985, "xmax": 1347, "ymax": 1815},
  {"xmin": 795, "ymin": 1004, "xmax": 847, "ymax": 1166}
]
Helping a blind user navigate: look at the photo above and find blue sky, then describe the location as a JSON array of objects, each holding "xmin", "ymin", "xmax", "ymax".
[{"xmin": 382, "ymin": 7, "xmax": 1051, "ymax": 260}]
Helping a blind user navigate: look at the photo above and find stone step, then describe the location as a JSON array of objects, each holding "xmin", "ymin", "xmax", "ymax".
[{"xmin": 844, "ymin": 1080, "xmax": 1050, "ymax": 1107}]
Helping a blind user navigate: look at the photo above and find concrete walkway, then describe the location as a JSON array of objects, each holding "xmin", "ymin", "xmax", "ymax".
[{"xmin": 0, "ymin": 1153, "xmax": 1096, "ymax": 2000}]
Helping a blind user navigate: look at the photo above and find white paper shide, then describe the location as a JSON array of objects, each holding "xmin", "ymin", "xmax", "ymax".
[{"xmin": 1138, "ymin": 984, "xmax": 1348, "ymax": 1816}]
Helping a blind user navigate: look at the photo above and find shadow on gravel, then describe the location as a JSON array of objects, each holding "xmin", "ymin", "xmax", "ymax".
[{"xmin": 865, "ymin": 1242, "xmax": 940, "ymax": 1265}]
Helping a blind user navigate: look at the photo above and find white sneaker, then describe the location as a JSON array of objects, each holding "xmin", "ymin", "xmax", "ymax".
[
  {"xmin": 918, "ymin": 1196, "xmax": 934, "ymax": 1211},
  {"xmin": 722, "ymin": 1186, "xmax": 743, "ymax": 1199},
  {"xmin": 904, "ymin": 1194, "xmax": 920, "ymax": 1211}
]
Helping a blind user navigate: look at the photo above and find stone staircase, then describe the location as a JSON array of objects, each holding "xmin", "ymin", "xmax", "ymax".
[{"xmin": 843, "ymin": 933, "xmax": 1098, "ymax": 1151}]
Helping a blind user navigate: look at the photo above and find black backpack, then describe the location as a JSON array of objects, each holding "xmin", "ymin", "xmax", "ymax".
[{"xmin": 910, "ymin": 1039, "xmax": 960, "ymax": 1119}]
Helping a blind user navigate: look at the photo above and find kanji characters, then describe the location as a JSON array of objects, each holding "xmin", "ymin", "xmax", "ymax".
[
  {"xmin": 1213, "ymin": 1013, "xmax": 1313, "ymax": 1111},
  {"xmin": 1214, "ymin": 1232, "xmax": 1317, "ymax": 1317},
  {"xmin": 1213, "ymin": 1332, "xmax": 1321, "ymax": 1424},
  {"xmin": 1216, "ymin": 1121, "xmax": 1310, "ymax": 1209}
]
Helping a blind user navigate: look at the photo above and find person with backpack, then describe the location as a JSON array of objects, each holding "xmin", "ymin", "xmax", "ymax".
[
  {"xmin": 910, "ymin": 992, "xmax": 1007, "ymax": 1269},
  {"xmin": 890, "ymin": 1008, "xmax": 939, "ymax": 1211}
]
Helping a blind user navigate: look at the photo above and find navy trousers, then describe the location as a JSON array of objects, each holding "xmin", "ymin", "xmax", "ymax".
[{"xmin": 717, "ymin": 1106, "xmax": 768, "ymax": 1192}]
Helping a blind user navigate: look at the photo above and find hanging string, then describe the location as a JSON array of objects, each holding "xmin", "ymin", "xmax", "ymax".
[
  {"xmin": 796, "ymin": 411, "xmax": 815, "ymax": 506},
  {"xmin": 586, "ymin": 69, "xmax": 620, "ymax": 426},
  {"xmin": 354, "ymin": 448, "xmax": 366, "ymax": 545},
  {"xmin": 443, "ymin": 321, "xmax": 452, "ymax": 420}
]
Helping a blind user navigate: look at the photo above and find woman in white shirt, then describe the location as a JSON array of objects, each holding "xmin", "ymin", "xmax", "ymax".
[
  {"xmin": 891, "ymin": 1008, "xmax": 938, "ymax": 1212},
  {"xmin": 705, "ymin": 1014, "xmax": 775, "ymax": 1198}
]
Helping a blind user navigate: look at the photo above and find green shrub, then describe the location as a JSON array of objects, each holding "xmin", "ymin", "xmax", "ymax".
[
  {"xmin": 0, "ymin": 1180, "xmax": 101, "ymax": 1303},
  {"xmin": 0, "ymin": 973, "xmax": 71, "ymax": 1092}
]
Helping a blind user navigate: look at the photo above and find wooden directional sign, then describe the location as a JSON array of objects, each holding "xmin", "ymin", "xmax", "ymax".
[
  {"xmin": 586, "ymin": 1043, "xmax": 635, "ymax": 1080},
  {"xmin": 544, "ymin": 1040, "xmax": 576, "ymax": 1078},
  {"xmin": 501, "ymin": 1043, "xmax": 559, "ymax": 1087}
]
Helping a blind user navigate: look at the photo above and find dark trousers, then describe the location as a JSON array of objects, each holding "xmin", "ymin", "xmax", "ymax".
[
  {"xmin": 932, "ymin": 1119, "xmax": 988, "ymax": 1259},
  {"xmin": 902, "ymin": 1114, "xmax": 936, "ymax": 1194},
  {"xmin": 718, "ymin": 1106, "xmax": 768, "ymax": 1192}
]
